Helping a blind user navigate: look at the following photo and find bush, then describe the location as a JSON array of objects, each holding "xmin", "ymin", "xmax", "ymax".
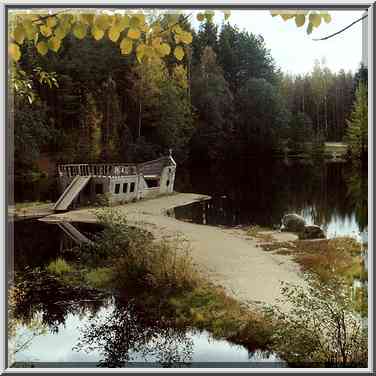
[
  {"xmin": 92, "ymin": 209, "xmax": 199, "ymax": 292},
  {"xmin": 266, "ymin": 276, "xmax": 367, "ymax": 367},
  {"xmin": 46, "ymin": 258, "xmax": 72, "ymax": 275}
]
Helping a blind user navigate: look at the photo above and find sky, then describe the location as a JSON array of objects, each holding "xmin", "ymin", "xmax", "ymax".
[{"xmin": 195, "ymin": 10, "xmax": 365, "ymax": 76}]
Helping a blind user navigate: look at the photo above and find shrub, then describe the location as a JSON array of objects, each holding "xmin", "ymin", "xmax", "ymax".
[
  {"xmin": 266, "ymin": 276, "xmax": 367, "ymax": 367},
  {"xmin": 46, "ymin": 258, "xmax": 72, "ymax": 275}
]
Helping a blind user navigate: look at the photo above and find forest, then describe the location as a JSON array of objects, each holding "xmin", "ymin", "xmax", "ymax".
[{"xmin": 12, "ymin": 15, "xmax": 368, "ymax": 176}]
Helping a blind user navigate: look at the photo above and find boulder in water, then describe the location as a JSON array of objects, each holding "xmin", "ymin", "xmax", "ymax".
[
  {"xmin": 281, "ymin": 213, "xmax": 306, "ymax": 232},
  {"xmin": 299, "ymin": 225, "xmax": 326, "ymax": 240}
]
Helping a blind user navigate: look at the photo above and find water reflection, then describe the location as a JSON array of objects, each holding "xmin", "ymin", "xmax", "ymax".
[
  {"xmin": 174, "ymin": 160, "xmax": 368, "ymax": 239},
  {"xmin": 10, "ymin": 220, "xmax": 279, "ymax": 367}
]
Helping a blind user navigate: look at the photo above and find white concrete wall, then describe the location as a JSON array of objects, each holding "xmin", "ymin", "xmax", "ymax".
[
  {"xmin": 108, "ymin": 175, "xmax": 139, "ymax": 204},
  {"xmin": 159, "ymin": 166, "xmax": 176, "ymax": 194}
]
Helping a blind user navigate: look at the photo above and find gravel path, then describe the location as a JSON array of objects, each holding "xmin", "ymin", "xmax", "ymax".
[{"xmin": 41, "ymin": 193, "xmax": 305, "ymax": 309}]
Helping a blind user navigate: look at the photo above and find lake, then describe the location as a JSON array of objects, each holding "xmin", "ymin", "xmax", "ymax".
[
  {"xmin": 174, "ymin": 159, "xmax": 368, "ymax": 241},
  {"xmin": 9, "ymin": 220, "xmax": 282, "ymax": 368},
  {"xmin": 10, "ymin": 158, "xmax": 367, "ymax": 367}
]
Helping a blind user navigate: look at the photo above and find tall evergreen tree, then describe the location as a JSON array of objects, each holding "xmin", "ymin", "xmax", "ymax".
[{"xmin": 345, "ymin": 82, "xmax": 368, "ymax": 159}]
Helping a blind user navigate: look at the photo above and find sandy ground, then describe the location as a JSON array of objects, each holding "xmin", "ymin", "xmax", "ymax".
[{"xmin": 40, "ymin": 193, "xmax": 305, "ymax": 309}]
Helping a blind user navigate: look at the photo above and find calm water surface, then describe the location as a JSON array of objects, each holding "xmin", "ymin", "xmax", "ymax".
[
  {"xmin": 174, "ymin": 159, "xmax": 367, "ymax": 240},
  {"xmin": 11, "ymin": 159, "xmax": 367, "ymax": 367},
  {"xmin": 10, "ymin": 220, "xmax": 281, "ymax": 368}
]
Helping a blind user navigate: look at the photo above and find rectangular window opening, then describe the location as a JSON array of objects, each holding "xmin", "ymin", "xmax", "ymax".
[
  {"xmin": 95, "ymin": 184, "xmax": 103, "ymax": 195},
  {"xmin": 115, "ymin": 184, "xmax": 120, "ymax": 194},
  {"xmin": 123, "ymin": 183, "xmax": 128, "ymax": 193},
  {"xmin": 130, "ymin": 182, "xmax": 135, "ymax": 193}
]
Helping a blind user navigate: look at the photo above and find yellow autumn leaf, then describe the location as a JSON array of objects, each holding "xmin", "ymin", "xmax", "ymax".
[
  {"xmin": 40, "ymin": 25, "xmax": 52, "ymax": 37},
  {"xmin": 321, "ymin": 12, "xmax": 332, "ymax": 23},
  {"xmin": 73, "ymin": 22, "xmax": 87, "ymax": 39},
  {"xmin": 295, "ymin": 14, "xmax": 306, "ymax": 27},
  {"xmin": 54, "ymin": 26, "xmax": 67, "ymax": 40},
  {"xmin": 117, "ymin": 15, "xmax": 130, "ymax": 31},
  {"xmin": 13, "ymin": 25, "xmax": 25, "ymax": 44},
  {"xmin": 120, "ymin": 37, "xmax": 133, "ymax": 54},
  {"xmin": 158, "ymin": 43, "xmax": 171, "ymax": 56},
  {"xmin": 9, "ymin": 43, "xmax": 21, "ymax": 62},
  {"xmin": 196, "ymin": 13, "xmax": 205, "ymax": 22},
  {"xmin": 46, "ymin": 17, "xmax": 57, "ymax": 28},
  {"xmin": 91, "ymin": 25, "xmax": 104, "ymax": 40},
  {"xmin": 95, "ymin": 14, "xmax": 111, "ymax": 30},
  {"xmin": 309, "ymin": 13, "xmax": 321, "ymax": 28},
  {"xmin": 136, "ymin": 43, "xmax": 145, "ymax": 62},
  {"xmin": 128, "ymin": 28, "xmax": 140, "ymax": 40},
  {"xmin": 36, "ymin": 41, "xmax": 48, "ymax": 56},
  {"xmin": 174, "ymin": 46, "xmax": 184, "ymax": 61},
  {"xmin": 108, "ymin": 26, "xmax": 120, "ymax": 42},
  {"xmin": 129, "ymin": 16, "xmax": 141, "ymax": 28},
  {"xmin": 48, "ymin": 37, "xmax": 61, "ymax": 52},
  {"xmin": 179, "ymin": 32, "xmax": 192, "ymax": 44},
  {"xmin": 79, "ymin": 13, "xmax": 94, "ymax": 25}
]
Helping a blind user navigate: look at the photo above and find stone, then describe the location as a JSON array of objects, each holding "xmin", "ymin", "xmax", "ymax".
[
  {"xmin": 281, "ymin": 213, "xmax": 306, "ymax": 232},
  {"xmin": 299, "ymin": 224, "xmax": 326, "ymax": 240}
]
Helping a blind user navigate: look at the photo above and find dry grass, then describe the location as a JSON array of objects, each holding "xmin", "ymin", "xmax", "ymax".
[{"xmin": 246, "ymin": 225, "xmax": 274, "ymax": 242}]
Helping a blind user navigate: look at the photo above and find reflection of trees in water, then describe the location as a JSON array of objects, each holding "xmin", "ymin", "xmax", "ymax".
[
  {"xmin": 344, "ymin": 161, "xmax": 368, "ymax": 232},
  {"xmin": 12, "ymin": 268, "xmax": 107, "ymax": 333},
  {"xmin": 178, "ymin": 160, "xmax": 367, "ymax": 231},
  {"xmin": 74, "ymin": 297, "xmax": 193, "ymax": 367}
]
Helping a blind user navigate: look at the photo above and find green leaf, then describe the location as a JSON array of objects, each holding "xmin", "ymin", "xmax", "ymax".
[
  {"xmin": 128, "ymin": 28, "xmax": 140, "ymax": 40},
  {"xmin": 174, "ymin": 46, "xmax": 184, "ymax": 61},
  {"xmin": 108, "ymin": 26, "xmax": 120, "ymax": 42},
  {"xmin": 13, "ymin": 25, "xmax": 26, "ymax": 44},
  {"xmin": 120, "ymin": 37, "xmax": 133, "ymax": 54},
  {"xmin": 73, "ymin": 22, "xmax": 87, "ymax": 39},
  {"xmin": 205, "ymin": 10, "xmax": 215, "ymax": 22},
  {"xmin": 36, "ymin": 41, "xmax": 48, "ymax": 56},
  {"xmin": 9, "ymin": 43, "xmax": 21, "ymax": 61},
  {"xmin": 48, "ymin": 37, "xmax": 61, "ymax": 52},
  {"xmin": 307, "ymin": 22, "xmax": 313, "ymax": 35},
  {"xmin": 91, "ymin": 25, "xmax": 105, "ymax": 40},
  {"xmin": 295, "ymin": 14, "xmax": 306, "ymax": 27}
]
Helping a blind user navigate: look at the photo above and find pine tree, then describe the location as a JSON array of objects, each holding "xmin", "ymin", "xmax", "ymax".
[{"xmin": 345, "ymin": 82, "xmax": 368, "ymax": 159}]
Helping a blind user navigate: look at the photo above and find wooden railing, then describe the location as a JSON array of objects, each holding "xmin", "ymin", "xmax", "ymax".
[
  {"xmin": 58, "ymin": 156, "xmax": 175, "ymax": 179},
  {"xmin": 58, "ymin": 163, "xmax": 139, "ymax": 178}
]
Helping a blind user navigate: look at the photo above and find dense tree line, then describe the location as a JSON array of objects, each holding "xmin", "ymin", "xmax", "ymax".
[{"xmin": 13, "ymin": 19, "xmax": 365, "ymax": 175}]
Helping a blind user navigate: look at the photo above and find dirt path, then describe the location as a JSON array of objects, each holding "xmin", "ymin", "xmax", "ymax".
[{"xmin": 41, "ymin": 193, "xmax": 304, "ymax": 308}]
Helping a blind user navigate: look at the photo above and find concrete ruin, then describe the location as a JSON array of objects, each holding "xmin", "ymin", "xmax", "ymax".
[{"xmin": 54, "ymin": 155, "xmax": 176, "ymax": 211}]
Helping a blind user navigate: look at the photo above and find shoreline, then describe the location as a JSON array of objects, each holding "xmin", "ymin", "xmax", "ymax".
[{"xmin": 34, "ymin": 192, "xmax": 305, "ymax": 309}]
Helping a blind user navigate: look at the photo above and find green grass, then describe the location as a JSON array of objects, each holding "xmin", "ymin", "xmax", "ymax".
[{"xmin": 47, "ymin": 258, "xmax": 73, "ymax": 275}]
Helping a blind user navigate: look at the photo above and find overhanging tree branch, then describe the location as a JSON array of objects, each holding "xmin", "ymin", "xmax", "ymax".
[{"xmin": 312, "ymin": 13, "xmax": 368, "ymax": 41}]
